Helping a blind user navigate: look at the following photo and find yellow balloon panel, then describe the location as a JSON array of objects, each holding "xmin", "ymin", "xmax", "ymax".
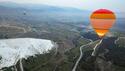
[{"xmin": 94, "ymin": 29, "xmax": 109, "ymax": 37}]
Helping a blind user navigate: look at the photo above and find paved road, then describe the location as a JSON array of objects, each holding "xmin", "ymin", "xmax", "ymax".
[
  {"xmin": 115, "ymin": 37, "xmax": 125, "ymax": 44},
  {"xmin": 91, "ymin": 39, "xmax": 103, "ymax": 56},
  {"xmin": 72, "ymin": 40, "xmax": 93, "ymax": 71}
]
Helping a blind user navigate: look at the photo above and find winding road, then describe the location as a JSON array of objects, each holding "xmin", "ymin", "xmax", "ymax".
[
  {"xmin": 72, "ymin": 39, "xmax": 93, "ymax": 71},
  {"xmin": 91, "ymin": 39, "xmax": 103, "ymax": 56}
]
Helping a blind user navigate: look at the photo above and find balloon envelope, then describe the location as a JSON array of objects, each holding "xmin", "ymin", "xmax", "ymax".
[{"xmin": 90, "ymin": 9, "xmax": 116, "ymax": 38}]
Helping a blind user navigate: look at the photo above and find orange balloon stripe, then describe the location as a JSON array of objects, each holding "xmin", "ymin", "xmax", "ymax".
[
  {"xmin": 91, "ymin": 14, "xmax": 116, "ymax": 19},
  {"xmin": 90, "ymin": 19, "xmax": 116, "ymax": 29}
]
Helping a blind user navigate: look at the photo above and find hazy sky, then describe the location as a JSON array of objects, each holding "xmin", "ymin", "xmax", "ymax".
[{"xmin": 0, "ymin": 0, "xmax": 125, "ymax": 12}]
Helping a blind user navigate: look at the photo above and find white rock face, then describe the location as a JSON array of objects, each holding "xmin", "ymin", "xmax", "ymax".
[{"xmin": 0, "ymin": 38, "xmax": 54, "ymax": 69}]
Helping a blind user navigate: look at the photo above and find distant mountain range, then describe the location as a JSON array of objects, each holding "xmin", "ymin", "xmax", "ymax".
[
  {"xmin": 0, "ymin": 1, "xmax": 91, "ymax": 24},
  {"xmin": 0, "ymin": 2, "xmax": 124, "ymax": 17},
  {"xmin": 0, "ymin": 1, "xmax": 124, "ymax": 18},
  {"xmin": 0, "ymin": 1, "xmax": 124, "ymax": 32},
  {"xmin": 0, "ymin": 2, "xmax": 87, "ymax": 12}
]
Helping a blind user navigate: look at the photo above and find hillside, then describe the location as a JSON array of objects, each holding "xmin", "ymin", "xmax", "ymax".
[
  {"xmin": 0, "ymin": 2, "xmax": 125, "ymax": 71},
  {"xmin": 1, "ymin": 32, "xmax": 125, "ymax": 71}
]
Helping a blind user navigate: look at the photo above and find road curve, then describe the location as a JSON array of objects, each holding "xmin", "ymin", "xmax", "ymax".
[
  {"xmin": 72, "ymin": 40, "xmax": 93, "ymax": 71},
  {"xmin": 91, "ymin": 39, "xmax": 103, "ymax": 56}
]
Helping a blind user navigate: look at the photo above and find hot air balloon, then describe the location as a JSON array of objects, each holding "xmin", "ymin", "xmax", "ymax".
[{"xmin": 90, "ymin": 9, "xmax": 116, "ymax": 38}]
